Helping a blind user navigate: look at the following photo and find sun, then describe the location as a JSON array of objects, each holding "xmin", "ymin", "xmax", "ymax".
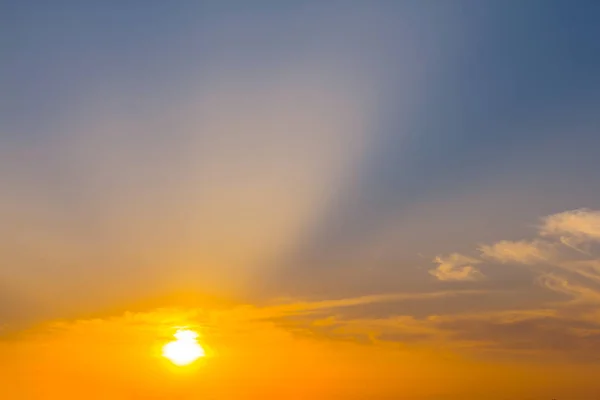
[{"xmin": 162, "ymin": 329, "xmax": 206, "ymax": 366}]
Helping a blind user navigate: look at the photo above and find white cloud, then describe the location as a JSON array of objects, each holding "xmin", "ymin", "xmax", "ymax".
[{"xmin": 429, "ymin": 253, "xmax": 484, "ymax": 281}]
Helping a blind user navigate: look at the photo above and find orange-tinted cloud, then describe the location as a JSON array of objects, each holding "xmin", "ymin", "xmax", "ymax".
[{"xmin": 429, "ymin": 253, "xmax": 484, "ymax": 281}]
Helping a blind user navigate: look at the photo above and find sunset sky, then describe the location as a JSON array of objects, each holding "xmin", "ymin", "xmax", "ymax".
[{"xmin": 3, "ymin": 1, "xmax": 600, "ymax": 399}]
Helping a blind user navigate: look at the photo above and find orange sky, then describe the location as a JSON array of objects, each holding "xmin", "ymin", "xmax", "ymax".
[
  {"xmin": 3, "ymin": 300, "xmax": 600, "ymax": 400},
  {"xmin": 4, "ymin": 2, "xmax": 600, "ymax": 399}
]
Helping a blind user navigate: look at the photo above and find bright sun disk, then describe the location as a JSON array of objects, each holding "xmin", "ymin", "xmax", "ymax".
[{"xmin": 162, "ymin": 329, "xmax": 205, "ymax": 366}]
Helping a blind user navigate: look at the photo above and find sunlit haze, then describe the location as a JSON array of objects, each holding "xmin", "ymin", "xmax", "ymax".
[{"xmin": 3, "ymin": 1, "xmax": 600, "ymax": 399}]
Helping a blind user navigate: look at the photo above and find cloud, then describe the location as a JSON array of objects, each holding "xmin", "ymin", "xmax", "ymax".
[
  {"xmin": 474, "ymin": 209, "xmax": 600, "ymax": 270},
  {"xmin": 479, "ymin": 240, "xmax": 556, "ymax": 264},
  {"xmin": 423, "ymin": 208, "xmax": 600, "ymax": 360},
  {"xmin": 434, "ymin": 312, "xmax": 600, "ymax": 360},
  {"xmin": 541, "ymin": 208, "xmax": 600, "ymax": 243},
  {"xmin": 276, "ymin": 295, "xmax": 600, "ymax": 361},
  {"xmin": 561, "ymin": 259, "xmax": 600, "ymax": 284},
  {"xmin": 536, "ymin": 273, "xmax": 600, "ymax": 305},
  {"xmin": 468, "ymin": 208, "xmax": 600, "ymax": 297},
  {"xmin": 429, "ymin": 253, "xmax": 484, "ymax": 281},
  {"xmin": 223, "ymin": 289, "xmax": 490, "ymax": 326}
]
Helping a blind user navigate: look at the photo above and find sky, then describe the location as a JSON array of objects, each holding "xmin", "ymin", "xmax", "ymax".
[{"xmin": 2, "ymin": 1, "xmax": 600, "ymax": 399}]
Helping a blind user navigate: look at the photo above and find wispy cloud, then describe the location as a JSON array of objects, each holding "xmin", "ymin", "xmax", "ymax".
[
  {"xmin": 443, "ymin": 208, "xmax": 600, "ymax": 290},
  {"xmin": 429, "ymin": 253, "xmax": 484, "ymax": 281},
  {"xmin": 479, "ymin": 240, "xmax": 557, "ymax": 265},
  {"xmin": 418, "ymin": 208, "xmax": 600, "ymax": 360},
  {"xmin": 540, "ymin": 208, "xmax": 600, "ymax": 241},
  {"xmin": 536, "ymin": 273, "xmax": 600, "ymax": 305},
  {"xmin": 540, "ymin": 208, "xmax": 600, "ymax": 254}
]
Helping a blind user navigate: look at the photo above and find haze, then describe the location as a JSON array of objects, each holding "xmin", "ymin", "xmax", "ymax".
[{"xmin": 2, "ymin": 1, "xmax": 600, "ymax": 399}]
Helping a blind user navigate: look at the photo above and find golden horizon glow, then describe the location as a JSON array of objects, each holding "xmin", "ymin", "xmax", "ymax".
[{"xmin": 162, "ymin": 329, "xmax": 205, "ymax": 366}]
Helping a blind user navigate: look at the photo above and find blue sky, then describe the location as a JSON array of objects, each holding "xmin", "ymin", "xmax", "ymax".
[{"xmin": 3, "ymin": 2, "xmax": 600, "ymax": 397}]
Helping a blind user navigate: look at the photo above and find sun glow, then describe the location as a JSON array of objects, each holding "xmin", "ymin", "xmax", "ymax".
[{"xmin": 162, "ymin": 329, "xmax": 205, "ymax": 366}]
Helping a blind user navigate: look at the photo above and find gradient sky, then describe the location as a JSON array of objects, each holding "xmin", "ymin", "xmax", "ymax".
[{"xmin": 3, "ymin": 1, "xmax": 600, "ymax": 399}]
